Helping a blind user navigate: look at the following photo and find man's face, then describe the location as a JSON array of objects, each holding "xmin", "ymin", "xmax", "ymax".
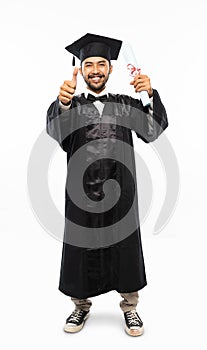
[{"xmin": 79, "ymin": 56, "xmax": 113, "ymax": 93}]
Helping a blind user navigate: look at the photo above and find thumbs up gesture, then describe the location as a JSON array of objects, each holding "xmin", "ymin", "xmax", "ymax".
[{"xmin": 58, "ymin": 67, "xmax": 79, "ymax": 105}]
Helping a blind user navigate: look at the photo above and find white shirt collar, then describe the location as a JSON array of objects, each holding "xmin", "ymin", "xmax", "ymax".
[{"xmin": 84, "ymin": 87, "xmax": 108, "ymax": 98}]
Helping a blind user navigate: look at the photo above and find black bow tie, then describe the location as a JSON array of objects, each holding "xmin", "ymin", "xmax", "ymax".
[{"xmin": 87, "ymin": 93, "xmax": 108, "ymax": 103}]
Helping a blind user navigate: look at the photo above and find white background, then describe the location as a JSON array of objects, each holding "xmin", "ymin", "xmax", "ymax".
[{"xmin": 0, "ymin": 0, "xmax": 207, "ymax": 348}]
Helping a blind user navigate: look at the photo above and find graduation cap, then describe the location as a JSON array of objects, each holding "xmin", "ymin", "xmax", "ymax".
[{"xmin": 65, "ymin": 33, "xmax": 122, "ymax": 66}]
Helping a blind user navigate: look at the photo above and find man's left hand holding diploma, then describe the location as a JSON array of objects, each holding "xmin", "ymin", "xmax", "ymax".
[{"xmin": 130, "ymin": 74, "xmax": 153, "ymax": 98}]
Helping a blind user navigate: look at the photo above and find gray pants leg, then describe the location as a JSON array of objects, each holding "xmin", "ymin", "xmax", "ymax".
[
  {"xmin": 71, "ymin": 297, "xmax": 92, "ymax": 312},
  {"xmin": 119, "ymin": 291, "xmax": 139, "ymax": 312},
  {"xmin": 71, "ymin": 291, "xmax": 139, "ymax": 313}
]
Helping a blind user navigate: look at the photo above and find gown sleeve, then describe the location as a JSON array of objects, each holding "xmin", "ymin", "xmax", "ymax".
[
  {"xmin": 46, "ymin": 98, "xmax": 76, "ymax": 152},
  {"xmin": 130, "ymin": 89, "xmax": 168, "ymax": 143}
]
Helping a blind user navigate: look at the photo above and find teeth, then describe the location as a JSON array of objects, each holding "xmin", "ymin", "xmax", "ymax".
[{"xmin": 92, "ymin": 77, "xmax": 101, "ymax": 82}]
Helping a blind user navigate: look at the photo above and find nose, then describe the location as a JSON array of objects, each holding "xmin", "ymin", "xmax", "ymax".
[{"xmin": 91, "ymin": 64, "xmax": 99, "ymax": 74}]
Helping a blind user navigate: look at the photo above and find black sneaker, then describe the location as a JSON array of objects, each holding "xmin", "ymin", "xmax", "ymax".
[
  {"xmin": 63, "ymin": 309, "xmax": 90, "ymax": 333},
  {"xmin": 124, "ymin": 310, "xmax": 144, "ymax": 336}
]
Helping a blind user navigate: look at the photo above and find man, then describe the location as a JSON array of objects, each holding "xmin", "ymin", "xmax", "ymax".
[{"xmin": 46, "ymin": 33, "xmax": 168, "ymax": 337}]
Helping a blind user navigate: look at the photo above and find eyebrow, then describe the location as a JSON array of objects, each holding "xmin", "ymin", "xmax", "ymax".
[{"xmin": 84, "ymin": 60, "xmax": 107, "ymax": 64}]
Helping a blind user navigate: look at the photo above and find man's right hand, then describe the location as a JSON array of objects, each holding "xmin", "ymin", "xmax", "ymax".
[{"xmin": 58, "ymin": 67, "xmax": 79, "ymax": 105}]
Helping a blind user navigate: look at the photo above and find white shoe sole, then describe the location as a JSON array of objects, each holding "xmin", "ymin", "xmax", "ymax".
[
  {"xmin": 125, "ymin": 325, "xmax": 144, "ymax": 337},
  {"xmin": 63, "ymin": 313, "xmax": 89, "ymax": 333}
]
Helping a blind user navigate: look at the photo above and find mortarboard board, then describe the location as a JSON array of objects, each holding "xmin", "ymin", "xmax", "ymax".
[{"xmin": 65, "ymin": 33, "xmax": 122, "ymax": 66}]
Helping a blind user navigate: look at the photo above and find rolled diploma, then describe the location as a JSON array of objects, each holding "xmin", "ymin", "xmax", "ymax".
[{"xmin": 122, "ymin": 42, "xmax": 151, "ymax": 107}]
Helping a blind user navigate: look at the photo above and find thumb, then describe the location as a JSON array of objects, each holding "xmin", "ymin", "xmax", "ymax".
[{"xmin": 72, "ymin": 67, "xmax": 79, "ymax": 84}]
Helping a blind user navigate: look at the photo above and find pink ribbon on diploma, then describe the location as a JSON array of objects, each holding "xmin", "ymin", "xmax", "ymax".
[{"xmin": 127, "ymin": 64, "xmax": 141, "ymax": 77}]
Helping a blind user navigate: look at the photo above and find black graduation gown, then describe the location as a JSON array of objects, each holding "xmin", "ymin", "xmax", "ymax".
[{"xmin": 46, "ymin": 89, "xmax": 168, "ymax": 298}]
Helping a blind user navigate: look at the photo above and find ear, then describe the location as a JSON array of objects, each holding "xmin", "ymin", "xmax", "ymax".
[
  {"xmin": 79, "ymin": 66, "xmax": 83, "ymax": 76},
  {"xmin": 109, "ymin": 64, "xmax": 113, "ymax": 74}
]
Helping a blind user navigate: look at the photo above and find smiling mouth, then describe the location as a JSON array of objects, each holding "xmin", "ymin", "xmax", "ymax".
[{"xmin": 89, "ymin": 76, "xmax": 104, "ymax": 83}]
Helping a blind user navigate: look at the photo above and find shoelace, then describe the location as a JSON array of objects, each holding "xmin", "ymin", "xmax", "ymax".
[
  {"xmin": 67, "ymin": 309, "xmax": 85, "ymax": 323},
  {"xmin": 125, "ymin": 310, "xmax": 143, "ymax": 326}
]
